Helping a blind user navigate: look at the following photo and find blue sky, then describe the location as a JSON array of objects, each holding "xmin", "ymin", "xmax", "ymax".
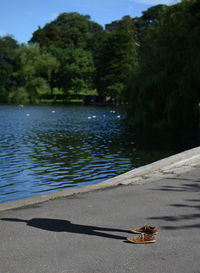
[{"xmin": 1, "ymin": 0, "xmax": 178, "ymax": 44}]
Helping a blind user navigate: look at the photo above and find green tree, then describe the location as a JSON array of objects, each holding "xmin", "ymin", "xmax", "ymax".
[
  {"xmin": 95, "ymin": 16, "xmax": 137, "ymax": 102},
  {"xmin": 30, "ymin": 12, "xmax": 103, "ymax": 50},
  {"xmin": 8, "ymin": 44, "xmax": 55, "ymax": 104},
  {"xmin": 0, "ymin": 36, "xmax": 19, "ymax": 102},
  {"xmin": 64, "ymin": 48, "xmax": 95, "ymax": 93},
  {"xmin": 133, "ymin": 4, "xmax": 167, "ymax": 42},
  {"xmin": 125, "ymin": 0, "xmax": 200, "ymax": 129},
  {"xmin": 29, "ymin": 24, "xmax": 62, "ymax": 48},
  {"xmin": 34, "ymin": 50, "xmax": 60, "ymax": 94},
  {"xmin": 49, "ymin": 47, "xmax": 94, "ymax": 93}
]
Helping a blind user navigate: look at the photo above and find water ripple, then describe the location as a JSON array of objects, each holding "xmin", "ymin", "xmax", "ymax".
[
  {"xmin": 1, "ymin": 105, "xmax": 199, "ymax": 203},
  {"xmin": 0, "ymin": 106, "xmax": 134, "ymax": 202}
]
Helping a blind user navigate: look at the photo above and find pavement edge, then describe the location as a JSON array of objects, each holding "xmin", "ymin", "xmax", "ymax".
[{"xmin": 0, "ymin": 146, "xmax": 199, "ymax": 211}]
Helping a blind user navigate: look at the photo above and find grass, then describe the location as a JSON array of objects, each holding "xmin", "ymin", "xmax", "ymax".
[
  {"xmin": 39, "ymin": 89, "xmax": 98, "ymax": 104},
  {"xmin": 40, "ymin": 98, "xmax": 83, "ymax": 104}
]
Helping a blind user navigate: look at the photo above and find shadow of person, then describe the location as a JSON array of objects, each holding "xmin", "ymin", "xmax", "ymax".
[{"xmin": 0, "ymin": 218, "xmax": 128, "ymax": 240}]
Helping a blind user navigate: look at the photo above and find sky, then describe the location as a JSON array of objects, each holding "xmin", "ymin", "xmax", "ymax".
[{"xmin": 0, "ymin": 0, "xmax": 179, "ymax": 44}]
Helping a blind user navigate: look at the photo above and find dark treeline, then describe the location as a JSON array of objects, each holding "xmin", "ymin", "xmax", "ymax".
[
  {"xmin": 0, "ymin": 0, "xmax": 199, "ymax": 129},
  {"xmin": 125, "ymin": 0, "xmax": 200, "ymax": 129}
]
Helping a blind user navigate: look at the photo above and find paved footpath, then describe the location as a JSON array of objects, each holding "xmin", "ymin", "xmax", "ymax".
[{"xmin": 0, "ymin": 148, "xmax": 200, "ymax": 273}]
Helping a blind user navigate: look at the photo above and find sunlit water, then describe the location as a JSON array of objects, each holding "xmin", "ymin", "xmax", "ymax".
[{"xmin": 0, "ymin": 105, "xmax": 199, "ymax": 203}]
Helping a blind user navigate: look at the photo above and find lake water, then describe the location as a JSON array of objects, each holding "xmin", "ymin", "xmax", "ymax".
[{"xmin": 0, "ymin": 105, "xmax": 199, "ymax": 203}]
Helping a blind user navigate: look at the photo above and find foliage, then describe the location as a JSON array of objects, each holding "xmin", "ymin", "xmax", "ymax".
[
  {"xmin": 8, "ymin": 44, "xmax": 55, "ymax": 104},
  {"xmin": 48, "ymin": 47, "xmax": 95, "ymax": 93},
  {"xmin": 34, "ymin": 50, "xmax": 60, "ymax": 93},
  {"xmin": 63, "ymin": 48, "xmax": 95, "ymax": 93},
  {"xmin": 29, "ymin": 12, "xmax": 101, "ymax": 95},
  {"xmin": 133, "ymin": 4, "xmax": 167, "ymax": 42},
  {"xmin": 30, "ymin": 12, "xmax": 103, "ymax": 50},
  {"xmin": 0, "ymin": 36, "xmax": 19, "ymax": 102},
  {"xmin": 125, "ymin": 0, "xmax": 200, "ymax": 129},
  {"xmin": 95, "ymin": 16, "xmax": 137, "ymax": 102}
]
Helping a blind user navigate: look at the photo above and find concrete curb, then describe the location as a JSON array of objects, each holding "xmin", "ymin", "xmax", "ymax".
[{"xmin": 0, "ymin": 146, "xmax": 199, "ymax": 211}]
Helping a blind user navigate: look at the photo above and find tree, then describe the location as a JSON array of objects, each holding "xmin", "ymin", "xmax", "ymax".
[
  {"xmin": 0, "ymin": 36, "xmax": 19, "ymax": 102},
  {"xmin": 29, "ymin": 24, "xmax": 62, "ymax": 48},
  {"xmin": 95, "ymin": 16, "xmax": 137, "ymax": 102},
  {"xmin": 34, "ymin": 50, "xmax": 60, "ymax": 94},
  {"xmin": 65, "ymin": 48, "xmax": 95, "ymax": 93},
  {"xmin": 125, "ymin": 0, "xmax": 200, "ymax": 129},
  {"xmin": 133, "ymin": 4, "xmax": 167, "ymax": 42},
  {"xmin": 8, "ymin": 44, "xmax": 55, "ymax": 104},
  {"xmin": 49, "ymin": 47, "xmax": 94, "ymax": 93},
  {"xmin": 30, "ymin": 12, "xmax": 103, "ymax": 50}
]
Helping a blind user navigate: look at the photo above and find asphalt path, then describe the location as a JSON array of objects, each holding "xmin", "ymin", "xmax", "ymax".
[{"xmin": 0, "ymin": 164, "xmax": 200, "ymax": 273}]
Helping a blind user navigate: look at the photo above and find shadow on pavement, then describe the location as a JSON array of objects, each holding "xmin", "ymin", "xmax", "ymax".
[
  {"xmin": 0, "ymin": 218, "xmax": 128, "ymax": 240},
  {"xmin": 147, "ymin": 174, "xmax": 200, "ymax": 231},
  {"xmin": 150, "ymin": 177, "xmax": 200, "ymax": 192}
]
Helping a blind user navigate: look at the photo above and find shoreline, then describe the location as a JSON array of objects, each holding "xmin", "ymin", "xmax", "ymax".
[{"xmin": 0, "ymin": 145, "xmax": 199, "ymax": 212}]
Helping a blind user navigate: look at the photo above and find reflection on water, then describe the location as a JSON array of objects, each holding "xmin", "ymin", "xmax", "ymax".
[{"xmin": 0, "ymin": 105, "xmax": 199, "ymax": 203}]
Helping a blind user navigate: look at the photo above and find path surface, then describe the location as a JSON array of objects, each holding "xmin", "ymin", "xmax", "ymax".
[{"xmin": 0, "ymin": 161, "xmax": 200, "ymax": 273}]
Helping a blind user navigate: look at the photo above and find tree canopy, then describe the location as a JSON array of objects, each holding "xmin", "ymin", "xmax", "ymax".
[
  {"xmin": 30, "ymin": 12, "xmax": 103, "ymax": 50},
  {"xmin": 125, "ymin": 0, "xmax": 200, "ymax": 129},
  {"xmin": 0, "ymin": 36, "xmax": 19, "ymax": 102},
  {"xmin": 95, "ymin": 16, "xmax": 137, "ymax": 102}
]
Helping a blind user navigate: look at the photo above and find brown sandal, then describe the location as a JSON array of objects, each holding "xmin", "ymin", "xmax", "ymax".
[
  {"xmin": 127, "ymin": 233, "xmax": 156, "ymax": 244},
  {"xmin": 130, "ymin": 224, "xmax": 158, "ymax": 235}
]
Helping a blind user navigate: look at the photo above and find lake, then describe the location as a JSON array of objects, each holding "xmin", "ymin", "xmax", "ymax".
[{"xmin": 0, "ymin": 105, "xmax": 199, "ymax": 203}]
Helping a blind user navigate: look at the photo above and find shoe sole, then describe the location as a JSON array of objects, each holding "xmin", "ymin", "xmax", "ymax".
[{"xmin": 127, "ymin": 237, "xmax": 156, "ymax": 244}]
